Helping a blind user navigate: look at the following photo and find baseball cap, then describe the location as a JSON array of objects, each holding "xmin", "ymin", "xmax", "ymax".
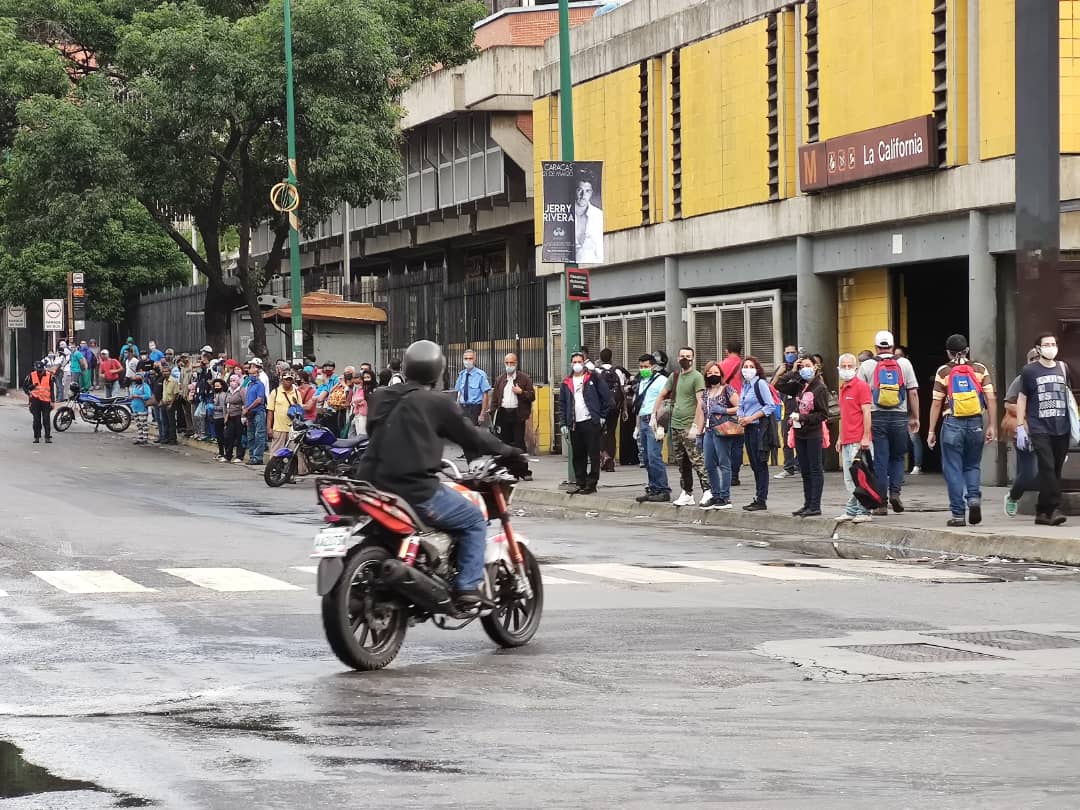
[
  {"xmin": 249, "ymin": 357, "xmax": 264, "ymax": 367},
  {"xmin": 874, "ymin": 330, "xmax": 895, "ymax": 348},
  {"xmin": 201, "ymin": 345, "xmax": 213, "ymax": 353}
]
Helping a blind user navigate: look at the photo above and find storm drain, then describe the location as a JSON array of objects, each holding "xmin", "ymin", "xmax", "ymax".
[
  {"xmin": 837, "ymin": 643, "xmax": 1007, "ymax": 662},
  {"xmin": 925, "ymin": 630, "xmax": 1080, "ymax": 651}
]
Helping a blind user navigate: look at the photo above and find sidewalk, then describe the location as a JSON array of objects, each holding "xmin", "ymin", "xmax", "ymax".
[{"xmin": 512, "ymin": 454, "xmax": 1080, "ymax": 566}]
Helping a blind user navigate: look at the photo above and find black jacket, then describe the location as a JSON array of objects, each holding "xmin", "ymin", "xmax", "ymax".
[
  {"xmin": 354, "ymin": 382, "xmax": 514, "ymax": 503},
  {"xmin": 791, "ymin": 376, "xmax": 830, "ymax": 438}
]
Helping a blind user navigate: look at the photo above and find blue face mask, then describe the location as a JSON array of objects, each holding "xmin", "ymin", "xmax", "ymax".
[
  {"xmin": 784, "ymin": 352, "xmax": 797, "ymax": 364},
  {"xmin": 799, "ymin": 367, "xmax": 815, "ymax": 381}
]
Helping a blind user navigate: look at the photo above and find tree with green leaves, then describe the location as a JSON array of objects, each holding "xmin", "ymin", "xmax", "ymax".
[{"xmin": 0, "ymin": 0, "xmax": 485, "ymax": 353}]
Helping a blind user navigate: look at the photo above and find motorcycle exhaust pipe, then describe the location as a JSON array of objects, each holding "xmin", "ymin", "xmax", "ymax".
[{"xmin": 380, "ymin": 559, "xmax": 454, "ymax": 614}]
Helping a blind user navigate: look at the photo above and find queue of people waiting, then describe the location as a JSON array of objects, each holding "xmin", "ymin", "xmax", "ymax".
[{"xmin": 560, "ymin": 330, "xmax": 1078, "ymax": 529}]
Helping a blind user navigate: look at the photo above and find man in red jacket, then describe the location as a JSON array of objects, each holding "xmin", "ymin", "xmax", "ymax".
[{"xmin": 99, "ymin": 349, "xmax": 124, "ymax": 398}]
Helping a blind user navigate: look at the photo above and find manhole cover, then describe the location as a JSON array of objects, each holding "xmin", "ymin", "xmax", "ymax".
[
  {"xmin": 837, "ymin": 643, "xmax": 1007, "ymax": 662},
  {"xmin": 925, "ymin": 630, "xmax": 1080, "ymax": 651}
]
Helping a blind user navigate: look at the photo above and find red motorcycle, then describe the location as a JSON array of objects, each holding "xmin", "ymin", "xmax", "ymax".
[{"xmin": 311, "ymin": 458, "xmax": 543, "ymax": 671}]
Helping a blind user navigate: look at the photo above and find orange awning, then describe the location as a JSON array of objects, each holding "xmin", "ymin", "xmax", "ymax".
[{"xmin": 263, "ymin": 291, "xmax": 387, "ymax": 325}]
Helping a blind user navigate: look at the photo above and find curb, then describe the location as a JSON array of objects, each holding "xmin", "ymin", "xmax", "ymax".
[{"xmin": 512, "ymin": 488, "xmax": 1080, "ymax": 566}]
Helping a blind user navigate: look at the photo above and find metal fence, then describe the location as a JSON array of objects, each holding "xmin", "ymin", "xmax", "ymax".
[{"xmin": 133, "ymin": 284, "xmax": 208, "ymax": 353}]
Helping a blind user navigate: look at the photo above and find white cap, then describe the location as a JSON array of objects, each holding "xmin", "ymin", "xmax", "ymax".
[
  {"xmin": 201, "ymin": 345, "xmax": 213, "ymax": 353},
  {"xmin": 874, "ymin": 330, "xmax": 895, "ymax": 348},
  {"xmin": 249, "ymin": 357, "xmax": 264, "ymax": 367}
]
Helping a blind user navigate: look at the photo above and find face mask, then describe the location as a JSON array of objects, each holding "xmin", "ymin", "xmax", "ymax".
[
  {"xmin": 1041, "ymin": 345, "xmax": 1059, "ymax": 361},
  {"xmin": 838, "ymin": 367, "xmax": 856, "ymax": 382},
  {"xmin": 505, "ymin": 365, "xmax": 517, "ymax": 375},
  {"xmin": 799, "ymin": 367, "xmax": 815, "ymax": 381},
  {"xmin": 705, "ymin": 374, "xmax": 724, "ymax": 387},
  {"xmin": 463, "ymin": 360, "xmax": 474, "ymax": 369},
  {"xmin": 741, "ymin": 367, "xmax": 756, "ymax": 381},
  {"xmin": 785, "ymin": 352, "xmax": 797, "ymax": 364},
  {"xmin": 344, "ymin": 374, "xmax": 354, "ymax": 381},
  {"xmin": 572, "ymin": 362, "xmax": 585, "ymax": 374},
  {"xmin": 639, "ymin": 368, "xmax": 653, "ymax": 379},
  {"xmin": 678, "ymin": 358, "xmax": 692, "ymax": 370}
]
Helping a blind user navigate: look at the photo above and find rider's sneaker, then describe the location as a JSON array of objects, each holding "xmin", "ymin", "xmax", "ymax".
[{"xmin": 452, "ymin": 589, "xmax": 490, "ymax": 612}]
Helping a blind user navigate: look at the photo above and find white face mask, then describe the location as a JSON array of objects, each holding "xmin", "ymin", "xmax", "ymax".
[
  {"xmin": 1040, "ymin": 345, "xmax": 1059, "ymax": 361},
  {"xmin": 838, "ymin": 367, "xmax": 857, "ymax": 382},
  {"xmin": 572, "ymin": 362, "xmax": 585, "ymax": 375},
  {"xmin": 741, "ymin": 367, "xmax": 756, "ymax": 381},
  {"xmin": 463, "ymin": 359, "xmax": 474, "ymax": 370}
]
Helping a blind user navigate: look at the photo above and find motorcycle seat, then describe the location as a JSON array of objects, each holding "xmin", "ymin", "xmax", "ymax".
[{"xmin": 333, "ymin": 434, "xmax": 368, "ymax": 450}]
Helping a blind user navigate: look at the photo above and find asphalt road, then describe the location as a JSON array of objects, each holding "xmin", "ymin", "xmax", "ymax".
[{"xmin": 1, "ymin": 399, "xmax": 1080, "ymax": 809}]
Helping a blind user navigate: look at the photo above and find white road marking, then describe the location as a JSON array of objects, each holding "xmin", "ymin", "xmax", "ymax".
[
  {"xmin": 809, "ymin": 559, "xmax": 997, "ymax": 581},
  {"xmin": 160, "ymin": 568, "xmax": 302, "ymax": 592},
  {"xmin": 551, "ymin": 563, "xmax": 719, "ymax": 584},
  {"xmin": 291, "ymin": 566, "xmax": 318, "ymax": 574},
  {"xmin": 673, "ymin": 560, "xmax": 856, "ymax": 581},
  {"xmin": 542, "ymin": 575, "xmax": 587, "ymax": 585},
  {"xmin": 32, "ymin": 570, "xmax": 155, "ymax": 594},
  {"xmin": 0, "ymin": 589, "xmax": 8, "ymax": 597}
]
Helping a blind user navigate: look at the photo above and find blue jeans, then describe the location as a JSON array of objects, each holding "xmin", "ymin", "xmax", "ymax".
[
  {"xmin": 728, "ymin": 434, "xmax": 745, "ymax": 483},
  {"xmin": 703, "ymin": 430, "xmax": 733, "ymax": 502},
  {"xmin": 871, "ymin": 410, "xmax": 909, "ymax": 498},
  {"xmin": 413, "ymin": 485, "xmax": 488, "ymax": 591},
  {"xmin": 639, "ymin": 416, "xmax": 670, "ymax": 494},
  {"xmin": 246, "ymin": 411, "xmax": 267, "ymax": 463},
  {"xmin": 104, "ymin": 381, "xmax": 121, "ymax": 398},
  {"xmin": 1009, "ymin": 447, "xmax": 1038, "ymax": 501},
  {"xmin": 156, "ymin": 405, "xmax": 176, "ymax": 442},
  {"xmin": 743, "ymin": 422, "xmax": 770, "ymax": 505},
  {"xmin": 940, "ymin": 416, "xmax": 984, "ymax": 516}
]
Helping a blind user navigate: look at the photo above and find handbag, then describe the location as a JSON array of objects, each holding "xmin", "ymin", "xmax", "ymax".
[{"xmin": 714, "ymin": 419, "xmax": 744, "ymax": 436}]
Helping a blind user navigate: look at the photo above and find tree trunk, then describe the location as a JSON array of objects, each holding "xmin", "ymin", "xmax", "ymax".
[
  {"xmin": 236, "ymin": 220, "xmax": 269, "ymax": 359},
  {"xmin": 204, "ymin": 277, "xmax": 235, "ymax": 352}
]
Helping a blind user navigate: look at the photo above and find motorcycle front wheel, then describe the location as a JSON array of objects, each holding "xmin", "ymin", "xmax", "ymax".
[
  {"xmin": 321, "ymin": 545, "xmax": 409, "ymax": 671},
  {"xmin": 52, "ymin": 407, "xmax": 75, "ymax": 433},
  {"xmin": 263, "ymin": 456, "xmax": 294, "ymax": 488},
  {"xmin": 481, "ymin": 544, "xmax": 544, "ymax": 648},
  {"xmin": 104, "ymin": 406, "xmax": 132, "ymax": 433}
]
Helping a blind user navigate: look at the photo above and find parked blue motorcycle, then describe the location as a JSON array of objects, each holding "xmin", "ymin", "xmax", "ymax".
[
  {"xmin": 264, "ymin": 416, "xmax": 368, "ymax": 487},
  {"xmin": 52, "ymin": 384, "xmax": 132, "ymax": 433}
]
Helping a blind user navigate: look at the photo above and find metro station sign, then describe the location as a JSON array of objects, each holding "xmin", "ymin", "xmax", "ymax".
[{"xmin": 799, "ymin": 115, "xmax": 938, "ymax": 192}]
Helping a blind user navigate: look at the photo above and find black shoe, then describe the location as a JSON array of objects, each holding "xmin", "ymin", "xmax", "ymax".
[
  {"xmin": 635, "ymin": 491, "xmax": 654, "ymax": 503},
  {"xmin": 890, "ymin": 496, "xmax": 904, "ymax": 514},
  {"xmin": 645, "ymin": 492, "xmax": 671, "ymax": 503},
  {"xmin": 520, "ymin": 472, "xmax": 533, "ymax": 482},
  {"xmin": 581, "ymin": 485, "xmax": 598, "ymax": 495},
  {"xmin": 792, "ymin": 508, "xmax": 807, "ymax": 517},
  {"xmin": 44, "ymin": 437, "xmax": 52, "ymax": 444},
  {"xmin": 452, "ymin": 589, "xmax": 490, "ymax": 611},
  {"xmin": 947, "ymin": 517, "xmax": 967, "ymax": 528},
  {"xmin": 743, "ymin": 500, "xmax": 767, "ymax": 512},
  {"xmin": 1050, "ymin": 511, "xmax": 1068, "ymax": 526},
  {"xmin": 968, "ymin": 502, "xmax": 982, "ymax": 526},
  {"xmin": 801, "ymin": 509, "xmax": 822, "ymax": 517},
  {"xmin": 33, "ymin": 438, "xmax": 40, "ymax": 444},
  {"xmin": 567, "ymin": 485, "xmax": 586, "ymax": 495}
]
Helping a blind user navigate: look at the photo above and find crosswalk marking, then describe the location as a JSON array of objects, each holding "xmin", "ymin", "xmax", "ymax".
[
  {"xmin": 0, "ymin": 589, "xmax": 8, "ymax": 597},
  {"xmin": 807, "ymin": 559, "xmax": 997, "ymax": 581},
  {"xmin": 31, "ymin": 570, "xmax": 156, "ymax": 594},
  {"xmin": 543, "ymin": 575, "xmax": 587, "ymax": 585},
  {"xmin": 160, "ymin": 568, "xmax": 302, "ymax": 592},
  {"xmin": 552, "ymin": 563, "xmax": 719, "ymax": 584},
  {"xmin": 292, "ymin": 566, "xmax": 318, "ymax": 574},
  {"xmin": 673, "ymin": 560, "xmax": 856, "ymax": 581}
]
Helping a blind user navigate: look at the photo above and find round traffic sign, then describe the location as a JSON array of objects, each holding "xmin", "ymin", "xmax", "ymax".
[
  {"xmin": 8, "ymin": 305, "xmax": 25, "ymax": 317},
  {"xmin": 45, "ymin": 301, "xmax": 62, "ymax": 318}
]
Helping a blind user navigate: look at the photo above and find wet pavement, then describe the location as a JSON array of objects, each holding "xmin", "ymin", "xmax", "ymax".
[{"xmin": 1, "ymin": 400, "xmax": 1080, "ymax": 808}]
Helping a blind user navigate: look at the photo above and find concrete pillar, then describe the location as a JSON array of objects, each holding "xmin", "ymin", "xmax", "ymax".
[
  {"xmin": 969, "ymin": 210, "xmax": 1000, "ymax": 484},
  {"xmin": 795, "ymin": 236, "xmax": 837, "ymax": 376},
  {"xmin": 967, "ymin": 0, "xmax": 979, "ymax": 163},
  {"xmin": 663, "ymin": 256, "xmax": 686, "ymax": 368}
]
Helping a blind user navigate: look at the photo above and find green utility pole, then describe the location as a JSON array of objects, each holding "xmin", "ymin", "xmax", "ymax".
[
  {"xmin": 283, "ymin": 0, "xmax": 304, "ymax": 362},
  {"xmin": 558, "ymin": 0, "xmax": 580, "ymax": 481}
]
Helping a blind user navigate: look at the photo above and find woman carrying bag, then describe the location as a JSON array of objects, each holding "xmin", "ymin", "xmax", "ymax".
[
  {"xmin": 700, "ymin": 361, "xmax": 741, "ymax": 510},
  {"xmin": 788, "ymin": 356, "xmax": 830, "ymax": 517}
]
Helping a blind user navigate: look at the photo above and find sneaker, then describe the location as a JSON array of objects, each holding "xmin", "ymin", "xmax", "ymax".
[
  {"xmin": 672, "ymin": 491, "xmax": 695, "ymax": 507},
  {"xmin": 743, "ymin": 500, "xmax": 767, "ymax": 512},
  {"xmin": 946, "ymin": 517, "xmax": 967, "ymax": 528},
  {"xmin": 44, "ymin": 437, "xmax": 52, "ymax": 444},
  {"xmin": 801, "ymin": 509, "xmax": 822, "ymax": 518},
  {"xmin": 871, "ymin": 507, "xmax": 888, "ymax": 517},
  {"xmin": 635, "ymin": 491, "xmax": 654, "ymax": 503},
  {"xmin": 1039, "ymin": 511, "xmax": 1068, "ymax": 527},
  {"xmin": 217, "ymin": 455, "xmax": 226, "ymax": 462},
  {"xmin": 33, "ymin": 438, "xmax": 40, "ymax": 444},
  {"xmin": 968, "ymin": 501, "xmax": 982, "ymax": 526},
  {"xmin": 708, "ymin": 499, "xmax": 733, "ymax": 510},
  {"xmin": 851, "ymin": 514, "xmax": 872, "ymax": 524},
  {"xmin": 909, "ymin": 466, "xmax": 922, "ymax": 475},
  {"xmin": 231, "ymin": 458, "xmax": 243, "ymax": 464},
  {"xmin": 774, "ymin": 470, "xmax": 794, "ymax": 479},
  {"xmin": 1004, "ymin": 494, "xmax": 1019, "ymax": 517},
  {"xmin": 834, "ymin": 514, "xmax": 854, "ymax": 522},
  {"xmin": 698, "ymin": 490, "xmax": 713, "ymax": 507},
  {"xmin": 645, "ymin": 492, "xmax": 671, "ymax": 503},
  {"xmin": 889, "ymin": 496, "xmax": 904, "ymax": 514},
  {"xmin": 792, "ymin": 508, "xmax": 807, "ymax": 517}
]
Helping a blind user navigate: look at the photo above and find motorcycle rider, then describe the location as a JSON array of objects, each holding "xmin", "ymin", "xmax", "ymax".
[
  {"xmin": 355, "ymin": 340, "xmax": 528, "ymax": 609},
  {"xmin": 23, "ymin": 361, "xmax": 54, "ymax": 444}
]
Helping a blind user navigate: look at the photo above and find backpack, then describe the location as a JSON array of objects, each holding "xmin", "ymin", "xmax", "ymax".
[
  {"xmin": 598, "ymin": 365, "xmax": 624, "ymax": 415},
  {"xmin": 849, "ymin": 448, "xmax": 885, "ymax": 510},
  {"xmin": 947, "ymin": 363, "xmax": 985, "ymax": 417},
  {"xmin": 753, "ymin": 378, "xmax": 781, "ymax": 452},
  {"xmin": 871, "ymin": 356, "xmax": 906, "ymax": 409}
]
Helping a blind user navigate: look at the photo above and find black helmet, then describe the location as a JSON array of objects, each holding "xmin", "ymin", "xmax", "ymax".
[
  {"xmin": 402, "ymin": 340, "xmax": 445, "ymax": 386},
  {"xmin": 34, "ymin": 360, "xmax": 46, "ymax": 372}
]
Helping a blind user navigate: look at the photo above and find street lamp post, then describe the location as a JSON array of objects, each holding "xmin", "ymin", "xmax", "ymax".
[
  {"xmin": 558, "ymin": 0, "xmax": 579, "ymax": 481},
  {"xmin": 283, "ymin": 0, "xmax": 304, "ymax": 362}
]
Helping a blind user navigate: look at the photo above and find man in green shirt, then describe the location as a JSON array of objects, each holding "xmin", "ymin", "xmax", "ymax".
[{"xmin": 651, "ymin": 346, "xmax": 710, "ymax": 507}]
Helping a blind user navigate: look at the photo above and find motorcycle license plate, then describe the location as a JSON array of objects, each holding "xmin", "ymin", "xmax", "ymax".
[{"xmin": 311, "ymin": 527, "xmax": 351, "ymax": 558}]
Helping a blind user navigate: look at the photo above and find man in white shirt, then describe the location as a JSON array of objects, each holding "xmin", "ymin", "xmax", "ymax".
[
  {"xmin": 573, "ymin": 176, "xmax": 604, "ymax": 264},
  {"xmin": 488, "ymin": 353, "xmax": 536, "ymax": 458}
]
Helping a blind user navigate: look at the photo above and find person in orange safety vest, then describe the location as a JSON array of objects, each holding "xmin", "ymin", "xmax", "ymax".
[{"xmin": 22, "ymin": 361, "xmax": 54, "ymax": 444}]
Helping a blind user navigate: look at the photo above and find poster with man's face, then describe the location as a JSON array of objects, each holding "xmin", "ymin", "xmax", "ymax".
[{"xmin": 541, "ymin": 161, "xmax": 604, "ymax": 265}]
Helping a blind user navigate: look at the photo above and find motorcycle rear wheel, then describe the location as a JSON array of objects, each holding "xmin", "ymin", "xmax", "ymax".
[
  {"xmin": 52, "ymin": 407, "xmax": 75, "ymax": 433},
  {"xmin": 481, "ymin": 544, "xmax": 544, "ymax": 648},
  {"xmin": 263, "ymin": 456, "xmax": 293, "ymax": 488},
  {"xmin": 104, "ymin": 406, "xmax": 132, "ymax": 433},
  {"xmin": 322, "ymin": 545, "xmax": 408, "ymax": 671}
]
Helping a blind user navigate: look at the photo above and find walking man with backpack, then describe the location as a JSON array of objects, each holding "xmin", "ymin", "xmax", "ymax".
[
  {"xmin": 596, "ymin": 348, "xmax": 627, "ymax": 471},
  {"xmin": 926, "ymin": 335, "xmax": 997, "ymax": 527},
  {"xmin": 858, "ymin": 331, "xmax": 921, "ymax": 515}
]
